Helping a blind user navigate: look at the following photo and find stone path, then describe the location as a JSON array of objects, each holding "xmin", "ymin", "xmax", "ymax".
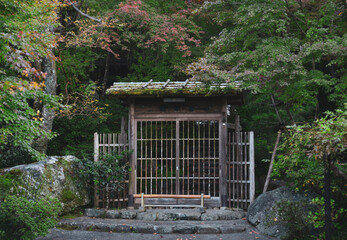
[
  {"xmin": 58, "ymin": 217, "xmax": 246, "ymax": 234},
  {"xmin": 84, "ymin": 208, "xmax": 245, "ymax": 221},
  {"xmin": 37, "ymin": 209, "xmax": 279, "ymax": 240}
]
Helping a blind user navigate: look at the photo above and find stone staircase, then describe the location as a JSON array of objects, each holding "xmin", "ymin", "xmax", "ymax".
[{"xmin": 58, "ymin": 208, "xmax": 247, "ymax": 235}]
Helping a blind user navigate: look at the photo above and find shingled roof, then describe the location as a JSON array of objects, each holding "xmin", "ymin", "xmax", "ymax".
[{"xmin": 106, "ymin": 79, "xmax": 241, "ymax": 97}]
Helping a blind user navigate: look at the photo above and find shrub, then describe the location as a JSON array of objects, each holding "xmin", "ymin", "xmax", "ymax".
[
  {"xmin": 266, "ymin": 200, "xmax": 314, "ymax": 240},
  {"xmin": 74, "ymin": 152, "xmax": 130, "ymax": 207},
  {"xmin": 0, "ymin": 195, "xmax": 62, "ymax": 240},
  {"xmin": 0, "ymin": 142, "xmax": 34, "ymax": 168}
]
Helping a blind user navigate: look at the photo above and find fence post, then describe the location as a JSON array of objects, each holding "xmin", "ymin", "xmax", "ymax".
[
  {"xmin": 94, "ymin": 132, "xmax": 99, "ymax": 208},
  {"xmin": 249, "ymin": 131, "xmax": 255, "ymax": 204},
  {"xmin": 121, "ymin": 116, "xmax": 126, "ymax": 151},
  {"xmin": 128, "ymin": 101, "xmax": 136, "ymax": 207}
]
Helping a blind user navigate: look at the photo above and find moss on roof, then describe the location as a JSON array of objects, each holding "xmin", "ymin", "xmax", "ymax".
[{"xmin": 106, "ymin": 80, "xmax": 241, "ymax": 97}]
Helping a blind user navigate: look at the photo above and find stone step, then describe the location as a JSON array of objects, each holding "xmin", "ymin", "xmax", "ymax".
[
  {"xmin": 59, "ymin": 217, "xmax": 246, "ymax": 235},
  {"xmin": 84, "ymin": 208, "xmax": 245, "ymax": 221}
]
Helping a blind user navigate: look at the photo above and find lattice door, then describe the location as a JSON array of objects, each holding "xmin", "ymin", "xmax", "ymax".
[{"xmin": 135, "ymin": 120, "xmax": 220, "ymax": 197}]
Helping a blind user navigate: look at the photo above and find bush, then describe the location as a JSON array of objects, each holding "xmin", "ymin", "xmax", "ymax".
[
  {"xmin": 266, "ymin": 200, "xmax": 314, "ymax": 240},
  {"xmin": 0, "ymin": 195, "xmax": 62, "ymax": 240},
  {"xmin": 0, "ymin": 142, "xmax": 34, "ymax": 168},
  {"xmin": 74, "ymin": 152, "xmax": 130, "ymax": 207}
]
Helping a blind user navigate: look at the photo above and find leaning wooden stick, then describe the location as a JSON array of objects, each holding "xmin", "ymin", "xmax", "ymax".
[{"xmin": 263, "ymin": 130, "xmax": 282, "ymax": 193}]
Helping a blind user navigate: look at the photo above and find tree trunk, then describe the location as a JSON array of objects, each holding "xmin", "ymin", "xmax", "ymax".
[
  {"xmin": 101, "ymin": 52, "xmax": 110, "ymax": 97},
  {"xmin": 324, "ymin": 155, "xmax": 332, "ymax": 240},
  {"xmin": 33, "ymin": 56, "xmax": 57, "ymax": 154}
]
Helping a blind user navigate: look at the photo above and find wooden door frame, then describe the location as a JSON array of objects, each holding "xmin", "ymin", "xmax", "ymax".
[{"xmin": 128, "ymin": 98, "xmax": 228, "ymax": 207}]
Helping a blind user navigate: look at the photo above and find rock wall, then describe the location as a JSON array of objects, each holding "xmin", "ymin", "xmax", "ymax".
[{"xmin": 3, "ymin": 156, "xmax": 90, "ymax": 213}]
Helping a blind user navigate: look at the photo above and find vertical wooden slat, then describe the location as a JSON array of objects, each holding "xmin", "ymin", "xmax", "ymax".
[
  {"xmin": 213, "ymin": 121, "xmax": 217, "ymax": 196},
  {"xmin": 228, "ymin": 132, "xmax": 231, "ymax": 208},
  {"xmin": 94, "ymin": 132, "xmax": 99, "ymax": 208},
  {"xmin": 192, "ymin": 121, "xmax": 195, "ymax": 194},
  {"xmin": 203, "ymin": 121, "xmax": 206, "ymax": 195},
  {"xmin": 128, "ymin": 101, "xmax": 136, "ymax": 206},
  {"xmin": 220, "ymin": 97, "xmax": 228, "ymax": 206},
  {"xmin": 160, "ymin": 121, "xmax": 163, "ymax": 194},
  {"xmin": 140, "ymin": 122, "xmax": 143, "ymax": 194},
  {"xmin": 145, "ymin": 121, "xmax": 148, "ymax": 194},
  {"xmin": 175, "ymin": 120, "xmax": 180, "ymax": 194},
  {"xmin": 232, "ymin": 132, "xmax": 235, "ymax": 207},
  {"xmin": 208, "ymin": 122, "xmax": 211, "ymax": 196},
  {"xmin": 171, "ymin": 121, "xmax": 174, "ymax": 194},
  {"xmin": 240, "ymin": 132, "xmax": 244, "ymax": 208},
  {"xmin": 235, "ymin": 115, "xmax": 241, "ymax": 208},
  {"xmin": 150, "ymin": 121, "xmax": 153, "ymax": 194},
  {"xmin": 198, "ymin": 122, "xmax": 200, "ymax": 194},
  {"xmin": 155, "ymin": 121, "xmax": 158, "ymax": 194},
  {"xmin": 187, "ymin": 121, "xmax": 190, "ymax": 194},
  {"xmin": 182, "ymin": 121, "xmax": 185, "ymax": 194},
  {"xmin": 249, "ymin": 131, "xmax": 255, "ymax": 204}
]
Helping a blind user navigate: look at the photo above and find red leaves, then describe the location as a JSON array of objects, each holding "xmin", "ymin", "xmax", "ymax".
[{"xmin": 69, "ymin": 0, "xmax": 201, "ymax": 58}]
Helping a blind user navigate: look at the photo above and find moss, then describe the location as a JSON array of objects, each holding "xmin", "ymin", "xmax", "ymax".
[
  {"xmin": 60, "ymin": 212, "xmax": 83, "ymax": 219},
  {"xmin": 61, "ymin": 189, "xmax": 84, "ymax": 205},
  {"xmin": 107, "ymin": 86, "xmax": 240, "ymax": 97},
  {"xmin": 57, "ymin": 225, "xmax": 79, "ymax": 231},
  {"xmin": 8, "ymin": 169, "xmax": 23, "ymax": 177},
  {"xmin": 57, "ymin": 157, "xmax": 73, "ymax": 169}
]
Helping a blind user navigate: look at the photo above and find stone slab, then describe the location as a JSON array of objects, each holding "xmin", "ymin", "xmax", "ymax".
[
  {"xmin": 58, "ymin": 217, "xmax": 247, "ymax": 235},
  {"xmin": 84, "ymin": 208, "xmax": 245, "ymax": 221}
]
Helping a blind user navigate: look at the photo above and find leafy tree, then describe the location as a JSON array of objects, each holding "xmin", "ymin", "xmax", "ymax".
[
  {"xmin": 273, "ymin": 107, "xmax": 347, "ymax": 238},
  {"xmin": 189, "ymin": 0, "xmax": 346, "ymax": 119},
  {"xmin": 0, "ymin": 0, "xmax": 63, "ymax": 160}
]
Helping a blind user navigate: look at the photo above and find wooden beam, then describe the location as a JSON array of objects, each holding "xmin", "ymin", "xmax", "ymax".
[
  {"xmin": 182, "ymin": 79, "xmax": 189, "ymax": 88},
  {"xmin": 133, "ymin": 194, "xmax": 211, "ymax": 199},
  {"xmin": 219, "ymin": 97, "xmax": 228, "ymax": 207},
  {"xmin": 142, "ymin": 79, "xmax": 153, "ymax": 88},
  {"xmin": 128, "ymin": 101, "xmax": 136, "ymax": 207},
  {"xmin": 94, "ymin": 132, "xmax": 99, "ymax": 208},
  {"xmin": 249, "ymin": 131, "xmax": 255, "ymax": 203},
  {"xmin": 162, "ymin": 79, "xmax": 170, "ymax": 88},
  {"xmin": 135, "ymin": 113, "xmax": 222, "ymax": 120}
]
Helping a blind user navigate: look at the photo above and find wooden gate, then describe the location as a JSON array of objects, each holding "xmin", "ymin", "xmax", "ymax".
[
  {"xmin": 94, "ymin": 125, "xmax": 255, "ymax": 209},
  {"xmin": 135, "ymin": 120, "xmax": 220, "ymax": 197},
  {"xmin": 227, "ymin": 131, "xmax": 255, "ymax": 209},
  {"xmin": 93, "ymin": 132, "xmax": 129, "ymax": 208}
]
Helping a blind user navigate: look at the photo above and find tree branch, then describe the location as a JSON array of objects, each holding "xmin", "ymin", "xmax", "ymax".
[
  {"xmin": 67, "ymin": 0, "xmax": 101, "ymax": 23},
  {"xmin": 330, "ymin": 161, "xmax": 347, "ymax": 183}
]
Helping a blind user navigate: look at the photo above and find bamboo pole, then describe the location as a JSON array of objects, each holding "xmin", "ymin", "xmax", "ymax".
[{"xmin": 263, "ymin": 130, "xmax": 282, "ymax": 193}]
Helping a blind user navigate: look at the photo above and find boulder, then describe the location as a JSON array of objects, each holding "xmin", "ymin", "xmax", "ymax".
[
  {"xmin": 247, "ymin": 187, "xmax": 314, "ymax": 239},
  {"xmin": 4, "ymin": 156, "xmax": 90, "ymax": 213}
]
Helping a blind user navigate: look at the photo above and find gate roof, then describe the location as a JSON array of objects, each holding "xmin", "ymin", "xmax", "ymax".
[{"xmin": 106, "ymin": 79, "xmax": 242, "ymax": 97}]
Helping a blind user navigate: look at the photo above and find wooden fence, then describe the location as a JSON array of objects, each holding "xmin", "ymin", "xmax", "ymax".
[
  {"xmin": 94, "ymin": 132, "xmax": 129, "ymax": 209},
  {"xmin": 94, "ymin": 129, "xmax": 254, "ymax": 209},
  {"xmin": 227, "ymin": 131, "xmax": 255, "ymax": 209}
]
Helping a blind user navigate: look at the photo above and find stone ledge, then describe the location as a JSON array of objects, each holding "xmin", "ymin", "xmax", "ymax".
[
  {"xmin": 59, "ymin": 217, "xmax": 246, "ymax": 235},
  {"xmin": 84, "ymin": 208, "xmax": 245, "ymax": 221}
]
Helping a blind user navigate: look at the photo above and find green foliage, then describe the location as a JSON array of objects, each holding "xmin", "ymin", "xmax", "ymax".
[
  {"xmin": 190, "ymin": 0, "xmax": 347, "ymax": 113},
  {"xmin": 273, "ymin": 107, "xmax": 347, "ymax": 238},
  {"xmin": 0, "ymin": 195, "xmax": 62, "ymax": 240},
  {"xmin": 0, "ymin": 0, "xmax": 63, "ymax": 160},
  {"xmin": 74, "ymin": 152, "xmax": 130, "ymax": 197},
  {"xmin": 307, "ymin": 197, "xmax": 347, "ymax": 239},
  {"xmin": 266, "ymin": 200, "xmax": 314, "ymax": 240},
  {"xmin": 0, "ymin": 140, "xmax": 34, "ymax": 168},
  {"xmin": 47, "ymin": 99, "xmax": 127, "ymax": 158},
  {"xmin": 0, "ymin": 77, "xmax": 61, "ymax": 160}
]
